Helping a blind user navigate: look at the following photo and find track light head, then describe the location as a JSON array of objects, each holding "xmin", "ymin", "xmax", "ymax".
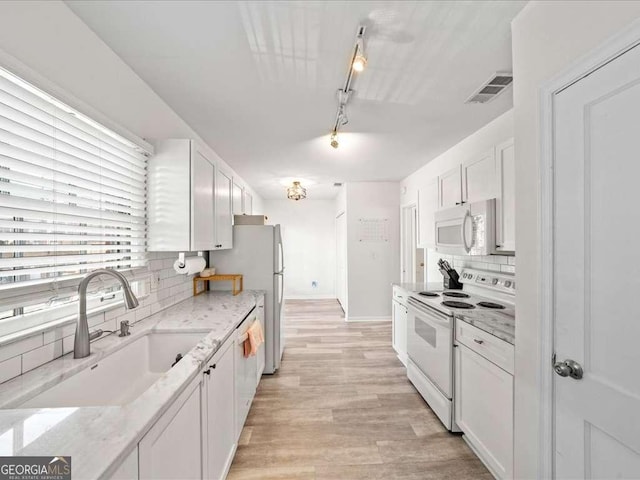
[{"xmin": 352, "ymin": 54, "xmax": 367, "ymax": 72}]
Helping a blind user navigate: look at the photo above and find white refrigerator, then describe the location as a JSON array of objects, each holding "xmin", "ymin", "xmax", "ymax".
[{"xmin": 209, "ymin": 225, "xmax": 284, "ymax": 374}]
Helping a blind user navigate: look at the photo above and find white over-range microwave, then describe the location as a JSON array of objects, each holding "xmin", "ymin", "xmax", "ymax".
[{"xmin": 434, "ymin": 199, "xmax": 496, "ymax": 256}]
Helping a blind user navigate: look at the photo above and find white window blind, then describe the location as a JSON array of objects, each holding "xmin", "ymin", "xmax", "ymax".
[{"xmin": 0, "ymin": 67, "xmax": 151, "ymax": 334}]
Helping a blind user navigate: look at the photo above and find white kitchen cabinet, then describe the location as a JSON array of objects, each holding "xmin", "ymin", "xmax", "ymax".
[
  {"xmin": 139, "ymin": 376, "xmax": 203, "ymax": 479},
  {"xmin": 392, "ymin": 299, "xmax": 408, "ymax": 366},
  {"xmin": 463, "ymin": 147, "xmax": 496, "ymax": 204},
  {"xmin": 243, "ymin": 191, "xmax": 253, "ymax": 215},
  {"xmin": 417, "ymin": 176, "xmax": 439, "ymax": 247},
  {"xmin": 495, "ymin": 139, "xmax": 516, "ymax": 252},
  {"xmin": 455, "ymin": 340, "xmax": 513, "ymax": 479},
  {"xmin": 232, "ymin": 182, "xmax": 244, "ymax": 216},
  {"xmin": 438, "ymin": 165, "xmax": 463, "ymax": 209},
  {"xmin": 214, "ymin": 167, "xmax": 233, "ymax": 249},
  {"xmin": 204, "ymin": 336, "xmax": 236, "ymax": 480},
  {"xmin": 107, "ymin": 447, "xmax": 138, "ymax": 480},
  {"xmin": 148, "ymin": 139, "xmax": 215, "ymax": 252}
]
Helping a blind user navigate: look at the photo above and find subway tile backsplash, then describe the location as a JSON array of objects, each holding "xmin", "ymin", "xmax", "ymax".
[
  {"xmin": 0, "ymin": 251, "xmax": 199, "ymax": 384},
  {"xmin": 427, "ymin": 249, "xmax": 515, "ymax": 283}
]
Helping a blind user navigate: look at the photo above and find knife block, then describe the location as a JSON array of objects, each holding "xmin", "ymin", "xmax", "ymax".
[{"xmin": 440, "ymin": 268, "xmax": 463, "ymax": 290}]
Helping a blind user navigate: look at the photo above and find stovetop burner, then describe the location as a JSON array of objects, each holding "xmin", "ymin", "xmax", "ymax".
[
  {"xmin": 442, "ymin": 300, "xmax": 475, "ymax": 309},
  {"xmin": 477, "ymin": 301, "xmax": 505, "ymax": 309},
  {"xmin": 443, "ymin": 291, "xmax": 470, "ymax": 298},
  {"xmin": 418, "ymin": 292, "xmax": 439, "ymax": 297}
]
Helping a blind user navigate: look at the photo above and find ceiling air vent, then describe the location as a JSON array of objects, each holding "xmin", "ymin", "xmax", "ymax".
[
  {"xmin": 333, "ymin": 182, "xmax": 343, "ymax": 187},
  {"xmin": 465, "ymin": 72, "xmax": 513, "ymax": 104}
]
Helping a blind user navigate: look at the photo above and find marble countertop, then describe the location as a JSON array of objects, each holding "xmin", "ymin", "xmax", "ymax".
[
  {"xmin": 454, "ymin": 311, "xmax": 515, "ymax": 345},
  {"xmin": 0, "ymin": 290, "xmax": 263, "ymax": 479}
]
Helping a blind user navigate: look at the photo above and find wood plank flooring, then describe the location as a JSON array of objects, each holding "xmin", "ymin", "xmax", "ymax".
[{"xmin": 227, "ymin": 299, "xmax": 491, "ymax": 480}]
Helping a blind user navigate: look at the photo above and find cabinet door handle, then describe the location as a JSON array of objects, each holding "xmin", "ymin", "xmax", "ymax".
[
  {"xmin": 204, "ymin": 368, "xmax": 211, "ymax": 375},
  {"xmin": 210, "ymin": 363, "xmax": 216, "ymax": 369},
  {"xmin": 473, "ymin": 339, "xmax": 484, "ymax": 345}
]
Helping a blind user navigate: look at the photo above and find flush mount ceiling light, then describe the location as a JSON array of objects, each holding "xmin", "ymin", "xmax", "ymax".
[
  {"xmin": 287, "ymin": 181, "xmax": 307, "ymax": 201},
  {"xmin": 329, "ymin": 26, "xmax": 367, "ymax": 149}
]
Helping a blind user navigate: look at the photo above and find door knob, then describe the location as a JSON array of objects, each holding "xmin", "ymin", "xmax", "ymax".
[{"xmin": 553, "ymin": 359, "xmax": 583, "ymax": 379}]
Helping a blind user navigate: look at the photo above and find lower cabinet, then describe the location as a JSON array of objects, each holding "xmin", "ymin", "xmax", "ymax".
[
  {"xmin": 455, "ymin": 342, "xmax": 513, "ymax": 479},
  {"xmin": 139, "ymin": 376, "xmax": 204, "ymax": 479},
  {"xmin": 205, "ymin": 336, "xmax": 237, "ymax": 480},
  {"xmin": 392, "ymin": 299, "xmax": 408, "ymax": 366}
]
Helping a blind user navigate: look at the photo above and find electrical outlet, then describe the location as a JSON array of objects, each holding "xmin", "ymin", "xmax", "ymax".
[
  {"xmin": 150, "ymin": 273, "xmax": 160, "ymax": 292},
  {"xmin": 311, "ymin": 281, "xmax": 318, "ymax": 288}
]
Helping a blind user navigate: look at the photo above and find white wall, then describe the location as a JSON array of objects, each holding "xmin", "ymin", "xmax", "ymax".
[
  {"xmin": 345, "ymin": 182, "xmax": 400, "ymax": 320},
  {"xmin": 511, "ymin": 2, "xmax": 640, "ymax": 478},
  {"xmin": 264, "ymin": 199, "xmax": 336, "ymax": 300},
  {"xmin": 0, "ymin": 0, "xmax": 263, "ymax": 212}
]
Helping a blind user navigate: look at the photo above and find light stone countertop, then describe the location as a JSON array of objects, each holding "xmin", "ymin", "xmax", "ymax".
[{"xmin": 0, "ymin": 290, "xmax": 264, "ymax": 479}]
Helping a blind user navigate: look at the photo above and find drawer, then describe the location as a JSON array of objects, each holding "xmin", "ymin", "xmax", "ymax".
[
  {"xmin": 455, "ymin": 320, "xmax": 514, "ymax": 375},
  {"xmin": 393, "ymin": 286, "xmax": 408, "ymax": 304}
]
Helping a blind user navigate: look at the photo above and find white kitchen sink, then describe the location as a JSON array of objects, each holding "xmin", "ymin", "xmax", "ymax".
[{"xmin": 20, "ymin": 332, "xmax": 204, "ymax": 408}]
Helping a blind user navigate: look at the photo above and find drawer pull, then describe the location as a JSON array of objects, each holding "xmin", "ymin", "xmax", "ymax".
[{"xmin": 473, "ymin": 339, "xmax": 484, "ymax": 345}]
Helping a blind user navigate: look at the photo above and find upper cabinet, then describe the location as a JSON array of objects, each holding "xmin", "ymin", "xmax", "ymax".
[
  {"xmin": 415, "ymin": 138, "xmax": 516, "ymax": 254},
  {"xmin": 439, "ymin": 165, "xmax": 463, "ymax": 209},
  {"xmin": 463, "ymin": 148, "xmax": 496, "ymax": 204},
  {"xmin": 418, "ymin": 176, "xmax": 439, "ymax": 248},
  {"xmin": 148, "ymin": 139, "xmax": 215, "ymax": 252},
  {"xmin": 495, "ymin": 139, "xmax": 516, "ymax": 252},
  {"xmin": 148, "ymin": 139, "xmax": 233, "ymax": 252},
  {"xmin": 243, "ymin": 191, "xmax": 253, "ymax": 215},
  {"xmin": 232, "ymin": 182, "xmax": 244, "ymax": 216},
  {"xmin": 214, "ymin": 168, "xmax": 233, "ymax": 250}
]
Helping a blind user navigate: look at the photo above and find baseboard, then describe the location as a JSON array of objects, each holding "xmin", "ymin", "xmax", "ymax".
[
  {"xmin": 345, "ymin": 316, "xmax": 391, "ymax": 322},
  {"xmin": 284, "ymin": 294, "xmax": 337, "ymax": 300}
]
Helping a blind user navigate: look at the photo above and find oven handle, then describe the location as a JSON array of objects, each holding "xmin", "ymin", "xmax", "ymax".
[
  {"xmin": 407, "ymin": 297, "xmax": 452, "ymax": 325},
  {"xmin": 461, "ymin": 211, "xmax": 472, "ymax": 253}
]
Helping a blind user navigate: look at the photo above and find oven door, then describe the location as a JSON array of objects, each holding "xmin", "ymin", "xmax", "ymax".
[{"xmin": 407, "ymin": 297, "xmax": 454, "ymax": 398}]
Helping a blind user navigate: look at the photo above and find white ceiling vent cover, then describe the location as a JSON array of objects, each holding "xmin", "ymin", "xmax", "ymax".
[{"xmin": 465, "ymin": 72, "xmax": 513, "ymax": 104}]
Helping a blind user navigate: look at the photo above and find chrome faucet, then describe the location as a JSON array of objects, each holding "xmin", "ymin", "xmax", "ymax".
[{"xmin": 74, "ymin": 269, "xmax": 139, "ymax": 359}]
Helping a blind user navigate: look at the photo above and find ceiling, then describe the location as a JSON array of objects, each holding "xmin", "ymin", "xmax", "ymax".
[{"xmin": 66, "ymin": 0, "xmax": 526, "ymax": 199}]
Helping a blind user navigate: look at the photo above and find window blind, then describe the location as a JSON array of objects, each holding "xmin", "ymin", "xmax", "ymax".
[{"xmin": 0, "ymin": 67, "xmax": 151, "ymax": 326}]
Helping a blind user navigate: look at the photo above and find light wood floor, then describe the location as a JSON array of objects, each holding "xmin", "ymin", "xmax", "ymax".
[{"xmin": 227, "ymin": 299, "xmax": 491, "ymax": 480}]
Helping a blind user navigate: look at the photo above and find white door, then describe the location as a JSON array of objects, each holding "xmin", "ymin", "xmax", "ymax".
[
  {"xmin": 553, "ymin": 42, "xmax": 640, "ymax": 478},
  {"xmin": 439, "ymin": 165, "xmax": 463, "ymax": 209},
  {"xmin": 335, "ymin": 212, "xmax": 347, "ymax": 312},
  {"xmin": 401, "ymin": 205, "xmax": 417, "ymax": 283}
]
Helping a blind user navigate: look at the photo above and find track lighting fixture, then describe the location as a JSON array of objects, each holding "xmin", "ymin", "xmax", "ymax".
[{"xmin": 329, "ymin": 25, "xmax": 366, "ymax": 149}]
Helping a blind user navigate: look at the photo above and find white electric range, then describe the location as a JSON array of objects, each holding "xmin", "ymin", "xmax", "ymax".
[{"xmin": 405, "ymin": 268, "xmax": 515, "ymax": 431}]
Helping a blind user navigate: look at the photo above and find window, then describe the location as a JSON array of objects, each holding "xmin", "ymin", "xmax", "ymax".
[{"xmin": 0, "ymin": 67, "xmax": 151, "ymax": 337}]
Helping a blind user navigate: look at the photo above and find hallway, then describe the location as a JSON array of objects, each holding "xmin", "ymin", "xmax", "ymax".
[{"xmin": 227, "ymin": 299, "xmax": 490, "ymax": 479}]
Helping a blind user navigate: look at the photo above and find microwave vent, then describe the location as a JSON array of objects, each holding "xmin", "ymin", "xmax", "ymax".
[{"xmin": 465, "ymin": 72, "xmax": 513, "ymax": 104}]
